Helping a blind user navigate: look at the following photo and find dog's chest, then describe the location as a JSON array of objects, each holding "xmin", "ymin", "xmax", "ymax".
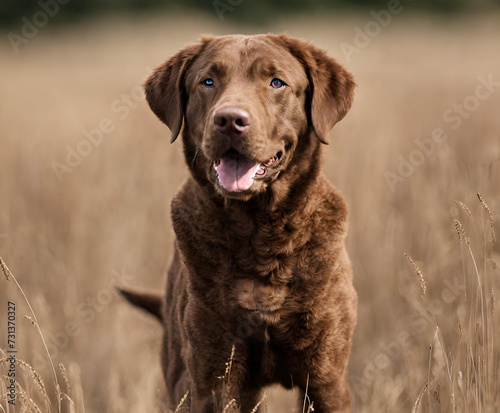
[
  {"xmin": 172, "ymin": 192, "xmax": 325, "ymax": 316},
  {"xmin": 217, "ymin": 209, "xmax": 311, "ymax": 277},
  {"xmin": 202, "ymin": 213, "xmax": 318, "ymax": 316}
]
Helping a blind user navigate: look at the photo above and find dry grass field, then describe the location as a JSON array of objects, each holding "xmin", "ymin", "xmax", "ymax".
[{"xmin": 1, "ymin": 10, "xmax": 499, "ymax": 413}]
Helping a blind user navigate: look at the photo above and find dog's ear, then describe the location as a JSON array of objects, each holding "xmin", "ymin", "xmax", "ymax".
[
  {"xmin": 144, "ymin": 38, "xmax": 210, "ymax": 143},
  {"xmin": 117, "ymin": 287, "xmax": 163, "ymax": 321},
  {"xmin": 275, "ymin": 35, "xmax": 356, "ymax": 144}
]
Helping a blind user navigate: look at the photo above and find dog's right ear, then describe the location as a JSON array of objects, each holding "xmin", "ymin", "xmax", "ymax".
[{"xmin": 144, "ymin": 39, "xmax": 209, "ymax": 143}]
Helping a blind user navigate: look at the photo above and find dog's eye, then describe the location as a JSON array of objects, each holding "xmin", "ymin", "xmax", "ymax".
[
  {"xmin": 202, "ymin": 78, "xmax": 214, "ymax": 88},
  {"xmin": 270, "ymin": 78, "xmax": 286, "ymax": 89}
]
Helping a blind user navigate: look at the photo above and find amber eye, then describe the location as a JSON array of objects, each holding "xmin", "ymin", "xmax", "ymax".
[
  {"xmin": 270, "ymin": 78, "xmax": 286, "ymax": 89},
  {"xmin": 202, "ymin": 78, "xmax": 214, "ymax": 88}
]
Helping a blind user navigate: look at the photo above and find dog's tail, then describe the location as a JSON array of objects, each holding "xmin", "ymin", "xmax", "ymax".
[{"xmin": 117, "ymin": 287, "xmax": 163, "ymax": 321}]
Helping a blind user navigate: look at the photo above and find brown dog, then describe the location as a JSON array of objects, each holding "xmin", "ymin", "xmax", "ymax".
[{"xmin": 121, "ymin": 34, "xmax": 357, "ymax": 413}]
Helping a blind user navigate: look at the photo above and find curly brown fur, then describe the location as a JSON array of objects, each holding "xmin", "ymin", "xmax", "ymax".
[{"xmin": 134, "ymin": 34, "xmax": 357, "ymax": 413}]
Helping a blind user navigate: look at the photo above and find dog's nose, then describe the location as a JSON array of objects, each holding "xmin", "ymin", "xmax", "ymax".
[{"xmin": 214, "ymin": 107, "xmax": 250, "ymax": 136}]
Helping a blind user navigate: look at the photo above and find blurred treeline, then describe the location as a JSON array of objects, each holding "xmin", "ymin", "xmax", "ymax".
[{"xmin": 1, "ymin": 0, "xmax": 500, "ymax": 27}]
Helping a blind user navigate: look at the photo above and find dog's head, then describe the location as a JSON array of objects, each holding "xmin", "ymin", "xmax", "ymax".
[{"xmin": 145, "ymin": 34, "xmax": 355, "ymax": 201}]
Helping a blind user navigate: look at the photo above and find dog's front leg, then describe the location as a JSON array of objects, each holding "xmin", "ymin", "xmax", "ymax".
[
  {"xmin": 189, "ymin": 388, "xmax": 215, "ymax": 413},
  {"xmin": 305, "ymin": 375, "xmax": 353, "ymax": 413},
  {"xmin": 185, "ymin": 337, "xmax": 258, "ymax": 413}
]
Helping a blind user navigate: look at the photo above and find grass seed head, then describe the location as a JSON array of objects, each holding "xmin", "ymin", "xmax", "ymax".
[
  {"xmin": 453, "ymin": 219, "xmax": 469, "ymax": 243},
  {"xmin": 222, "ymin": 399, "xmax": 237, "ymax": 413},
  {"xmin": 477, "ymin": 192, "xmax": 496, "ymax": 242},
  {"xmin": 174, "ymin": 390, "xmax": 189, "ymax": 413},
  {"xmin": 17, "ymin": 358, "xmax": 50, "ymax": 407},
  {"xmin": 405, "ymin": 253, "xmax": 427, "ymax": 297},
  {"xmin": 455, "ymin": 200, "xmax": 473, "ymax": 219},
  {"xmin": 0, "ymin": 257, "xmax": 10, "ymax": 280},
  {"xmin": 59, "ymin": 362, "xmax": 72, "ymax": 396}
]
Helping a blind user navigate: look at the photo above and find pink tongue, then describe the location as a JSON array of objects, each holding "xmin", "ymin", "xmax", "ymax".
[{"xmin": 215, "ymin": 153, "xmax": 261, "ymax": 192}]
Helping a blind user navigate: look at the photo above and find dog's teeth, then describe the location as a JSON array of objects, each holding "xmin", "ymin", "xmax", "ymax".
[{"xmin": 264, "ymin": 156, "xmax": 277, "ymax": 166}]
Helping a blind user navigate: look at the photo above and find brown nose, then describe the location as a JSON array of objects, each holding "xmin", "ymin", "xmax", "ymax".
[{"xmin": 214, "ymin": 107, "xmax": 250, "ymax": 136}]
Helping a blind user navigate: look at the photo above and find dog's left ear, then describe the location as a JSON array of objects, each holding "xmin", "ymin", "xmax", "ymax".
[
  {"xmin": 274, "ymin": 35, "xmax": 356, "ymax": 144},
  {"xmin": 144, "ymin": 37, "xmax": 211, "ymax": 143}
]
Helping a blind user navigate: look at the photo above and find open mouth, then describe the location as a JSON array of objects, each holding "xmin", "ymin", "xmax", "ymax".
[{"xmin": 213, "ymin": 150, "xmax": 283, "ymax": 193}]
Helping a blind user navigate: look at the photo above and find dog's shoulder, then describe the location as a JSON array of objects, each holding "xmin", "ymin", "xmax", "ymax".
[
  {"xmin": 307, "ymin": 174, "xmax": 349, "ymax": 241},
  {"xmin": 170, "ymin": 178, "xmax": 212, "ymax": 225}
]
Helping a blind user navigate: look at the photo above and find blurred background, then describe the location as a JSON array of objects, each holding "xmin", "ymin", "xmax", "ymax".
[
  {"xmin": 2, "ymin": 0, "xmax": 500, "ymax": 26},
  {"xmin": 1, "ymin": 1, "xmax": 499, "ymax": 412}
]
